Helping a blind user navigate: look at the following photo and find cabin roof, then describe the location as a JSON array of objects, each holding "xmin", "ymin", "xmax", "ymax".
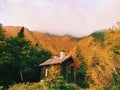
[{"xmin": 39, "ymin": 55, "xmax": 72, "ymax": 66}]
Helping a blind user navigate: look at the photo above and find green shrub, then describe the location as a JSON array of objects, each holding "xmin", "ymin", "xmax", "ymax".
[
  {"xmin": 8, "ymin": 82, "xmax": 48, "ymax": 90},
  {"xmin": 77, "ymin": 80, "xmax": 89, "ymax": 88},
  {"xmin": 111, "ymin": 85, "xmax": 119, "ymax": 90},
  {"xmin": 8, "ymin": 81, "xmax": 79, "ymax": 90},
  {"xmin": 0, "ymin": 86, "xmax": 4, "ymax": 90}
]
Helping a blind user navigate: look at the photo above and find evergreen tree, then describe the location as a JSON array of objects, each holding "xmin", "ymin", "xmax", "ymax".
[
  {"xmin": 0, "ymin": 23, "xmax": 5, "ymax": 40},
  {"xmin": 0, "ymin": 36, "xmax": 52, "ymax": 87},
  {"xmin": 18, "ymin": 27, "xmax": 25, "ymax": 38},
  {"xmin": 75, "ymin": 47, "xmax": 89, "ymax": 88}
]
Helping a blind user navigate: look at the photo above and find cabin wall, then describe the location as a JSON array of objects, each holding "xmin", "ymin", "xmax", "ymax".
[{"xmin": 40, "ymin": 66, "xmax": 47, "ymax": 80}]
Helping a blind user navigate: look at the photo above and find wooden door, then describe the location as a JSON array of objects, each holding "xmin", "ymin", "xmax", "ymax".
[{"xmin": 70, "ymin": 66, "xmax": 74, "ymax": 83}]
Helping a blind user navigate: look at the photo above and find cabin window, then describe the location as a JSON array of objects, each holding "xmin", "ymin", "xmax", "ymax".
[{"xmin": 45, "ymin": 68, "xmax": 48, "ymax": 77}]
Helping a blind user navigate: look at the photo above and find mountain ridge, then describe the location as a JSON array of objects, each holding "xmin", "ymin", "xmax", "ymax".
[{"xmin": 3, "ymin": 26, "xmax": 80, "ymax": 55}]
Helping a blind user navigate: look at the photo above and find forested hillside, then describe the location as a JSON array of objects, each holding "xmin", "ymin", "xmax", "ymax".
[
  {"xmin": 0, "ymin": 23, "xmax": 120, "ymax": 90},
  {"xmin": 70, "ymin": 25, "xmax": 120, "ymax": 89},
  {"xmin": 3, "ymin": 26, "xmax": 78, "ymax": 55}
]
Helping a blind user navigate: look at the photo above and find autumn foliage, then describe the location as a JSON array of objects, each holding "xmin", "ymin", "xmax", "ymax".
[{"xmin": 2, "ymin": 22, "xmax": 120, "ymax": 89}]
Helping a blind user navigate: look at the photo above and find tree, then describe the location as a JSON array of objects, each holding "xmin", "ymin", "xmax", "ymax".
[
  {"xmin": 104, "ymin": 24, "xmax": 120, "ymax": 88},
  {"xmin": 104, "ymin": 24, "xmax": 120, "ymax": 57},
  {"xmin": 5, "ymin": 37, "xmax": 31, "ymax": 82},
  {"xmin": 76, "ymin": 65, "xmax": 89, "ymax": 88},
  {"xmin": 45, "ymin": 66, "xmax": 67, "ymax": 90},
  {"xmin": 18, "ymin": 27, "xmax": 25, "ymax": 38},
  {"xmin": 70, "ymin": 46, "xmax": 89, "ymax": 88},
  {"xmin": 112, "ymin": 68, "xmax": 120, "ymax": 88},
  {"xmin": 0, "ymin": 35, "xmax": 52, "ymax": 86},
  {"xmin": 0, "ymin": 26, "xmax": 53, "ymax": 88},
  {"xmin": 23, "ymin": 47, "xmax": 52, "ymax": 82},
  {"xmin": 0, "ymin": 23, "xmax": 5, "ymax": 40},
  {"xmin": 72, "ymin": 47, "xmax": 89, "ymax": 88}
]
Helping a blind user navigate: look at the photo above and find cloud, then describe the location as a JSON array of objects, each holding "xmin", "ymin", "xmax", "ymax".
[{"xmin": 1, "ymin": 0, "xmax": 120, "ymax": 37}]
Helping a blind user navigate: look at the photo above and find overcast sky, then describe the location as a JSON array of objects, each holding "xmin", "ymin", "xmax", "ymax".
[{"xmin": 0, "ymin": 0, "xmax": 120, "ymax": 37}]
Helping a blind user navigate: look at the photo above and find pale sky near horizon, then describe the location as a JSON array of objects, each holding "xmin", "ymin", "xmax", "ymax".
[{"xmin": 0, "ymin": 0, "xmax": 120, "ymax": 37}]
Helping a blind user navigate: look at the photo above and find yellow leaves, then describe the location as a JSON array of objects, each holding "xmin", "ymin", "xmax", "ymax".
[
  {"xmin": 47, "ymin": 66, "xmax": 60, "ymax": 79},
  {"xmin": 70, "ymin": 29, "xmax": 120, "ymax": 88},
  {"xmin": 104, "ymin": 29, "xmax": 120, "ymax": 46},
  {"xmin": 45, "ymin": 65, "xmax": 62, "ymax": 85},
  {"xmin": 8, "ymin": 82, "xmax": 49, "ymax": 90},
  {"xmin": 85, "ymin": 47, "xmax": 116, "ymax": 88}
]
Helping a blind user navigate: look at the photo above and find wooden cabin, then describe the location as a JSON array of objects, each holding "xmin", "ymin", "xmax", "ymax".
[{"xmin": 39, "ymin": 51, "xmax": 78, "ymax": 83}]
